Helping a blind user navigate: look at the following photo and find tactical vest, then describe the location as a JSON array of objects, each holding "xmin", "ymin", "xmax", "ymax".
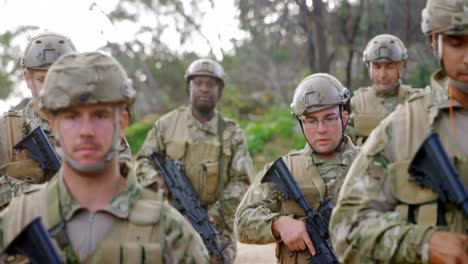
[
  {"xmin": 372, "ymin": 92, "xmax": 467, "ymax": 233},
  {"xmin": 274, "ymin": 151, "xmax": 328, "ymax": 264},
  {"xmin": 0, "ymin": 110, "xmax": 48, "ymax": 184},
  {"xmin": 352, "ymin": 85, "xmax": 417, "ymax": 138},
  {"xmin": 3, "ymin": 178, "xmax": 168, "ymax": 263},
  {"xmin": 162, "ymin": 107, "xmax": 236, "ymax": 206}
]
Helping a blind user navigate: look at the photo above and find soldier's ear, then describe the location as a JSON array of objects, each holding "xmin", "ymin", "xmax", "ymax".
[{"xmin": 341, "ymin": 110, "xmax": 349, "ymax": 125}]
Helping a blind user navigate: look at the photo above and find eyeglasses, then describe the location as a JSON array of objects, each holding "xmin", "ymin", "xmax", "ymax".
[{"xmin": 301, "ymin": 116, "xmax": 340, "ymax": 129}]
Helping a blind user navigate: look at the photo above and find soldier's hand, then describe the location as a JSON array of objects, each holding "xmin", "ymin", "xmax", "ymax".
[
  {"xmin": 154, "ymin": 173, "xmax": 170, "ymax": 196},
  {"xmin": 272, "ymin": 216, "xmax": 316, "ymax": 255},
  {"xmin": 429, "ymin": 231, "xmax": 468, "ymax": 264}
]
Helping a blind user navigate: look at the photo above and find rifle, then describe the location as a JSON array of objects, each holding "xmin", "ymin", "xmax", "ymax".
[
  {"xmin": 14, "ymin": 127, "xmax": 61, "ymax": 174},
  {"xmin": 151, "ymin": 153, "xmax": 232, "ymax": 264},
  {"xmin": 408, "ymin": 133, "xmax": 468, "ymax": 216},
  {"xmin": 261, "ymin": 157, "xmax": 339, "ymax": 264},
  {"xmin": 4, "ymin": 217, "xmax": 63, "ymax": 264}
]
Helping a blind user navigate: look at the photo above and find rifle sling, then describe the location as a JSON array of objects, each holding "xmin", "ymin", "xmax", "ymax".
[{"xmin": 216, "ymin": 114, "xmax": 228, "ymax": 229}]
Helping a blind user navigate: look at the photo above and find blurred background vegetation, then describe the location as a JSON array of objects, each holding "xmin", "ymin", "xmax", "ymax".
[{"xmin": 0, "ymin": 0, "xmax": 437, "ymax": 170}]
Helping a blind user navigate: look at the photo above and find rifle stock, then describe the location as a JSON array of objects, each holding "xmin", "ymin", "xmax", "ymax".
[
  {"xmin": 151, "ymin": 153, "xmax": 232, "ymax": 264},
  {"xmin": 4, "ymin": 217, "xmax": 63, "ymax": 264},
  {"xmin": 262, "ymin": 157, "xmax": 339, "ymax": 264},
  {"xmin": 13, "ymin": 127, "xmax": 61, "ymax": 174},
  {"xmin": 408, "ymin": 133, "xmax": 468, "ymax": 216}
]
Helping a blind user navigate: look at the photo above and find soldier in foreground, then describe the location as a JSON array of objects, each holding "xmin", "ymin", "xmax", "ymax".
[
  {"xmin": 0, "ymin": 32, "xmax": 76, "ymax": 205},
  {"xmin": 347, "ymin": 34, "xmax": 419, "ymax": 145},
  {"xmin": 0, "ymin": 51, "xmax": 209, "ymax": 263},
  {"xmin": 330, "ymin": 0, "xmax": 468, "ymax": 263},
  {"xmin": 235, "ymin": 73, "xmax": 358, "ymax": 263},
  {"xmin": 0, "ymin": 32, "xmax": 132, "ymax": 209},
  {"xmin": 135, "ymin": 58, "xmax": 254, "ymax": 262}
]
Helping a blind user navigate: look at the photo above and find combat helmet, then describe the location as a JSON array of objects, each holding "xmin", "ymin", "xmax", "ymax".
[
  {"xmin": 185, "ymin": 58, "xmax": 225, "ymax": 90},
  {"xmin": 21, "ymin": 32, "xmax": 76, "ymax": 70},
  {"xmin": 421, "ymin": 0, "xmax": 468, "ymax": 36},
  {"xmin": 291, "ymin": 73, "xmax": 351, "ymax": 117},
  {"xmin": 39, "ymin": 51, "xmax": 135, "ymax": 114},
  {"xmin": 363, "ymin": 34, "xmax": 408, "ymax": 63}
]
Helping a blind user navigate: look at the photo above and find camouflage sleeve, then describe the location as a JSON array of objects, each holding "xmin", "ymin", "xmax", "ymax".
[
  {"xmin": 135, "ymin": 120, "xmax": 165, "ymax": 187},
  {"xmin": 329, "ymin": 114, "xmax": 435, "ymax": 264},
  {"xmin": 208, "ymin": 126, "xmax": 253, "ymax": 221},
  {"xmin": 162, "ymin": 202, "xmax": 209, "ymax": 264},
  {"xmin": 345, "ymin": 96, "xmax": 358, "ymax": 143},
  {"xmin": 234, "ymin": 165, "xmax": 284, "ymax": 245}
]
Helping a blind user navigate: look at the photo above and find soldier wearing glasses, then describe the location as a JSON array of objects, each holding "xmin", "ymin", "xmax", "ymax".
[{"xmin": 234, "ymin": 73, "xmax": 358, "ymax": 263}]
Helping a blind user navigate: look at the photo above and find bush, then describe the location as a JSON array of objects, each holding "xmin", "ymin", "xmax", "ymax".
[{"xmin": 125, "ymin": 118, "xmax": 156, "ymax": 154}]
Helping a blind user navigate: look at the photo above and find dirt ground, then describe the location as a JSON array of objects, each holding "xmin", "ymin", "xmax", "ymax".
[{"xmin": 234, "ymin": 242, "xmax": 277, "ymax": 263}]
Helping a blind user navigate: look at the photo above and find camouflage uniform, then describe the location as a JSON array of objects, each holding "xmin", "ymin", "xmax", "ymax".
[
  {"xmin": 330, "ymin": 67, "xmax": 468, "ymax": 263},
  {"xmin": 347, "ymin": 84, "xmax": 420, "ymax": 144},
  {"xmin": 135, "ymin": 105, "xmax": 254, "ymax": 262},
  {"xmin": 235, "ymin": 141, "xmax": 358, "ymax": 263},
  {"xmin": 347, "ymin": 34, "xmax": 420, "ymax": 145},
  {"xmin": 0, "ymin": 33, "xmax": 76, "ymax": 208},
  {"xmin": 0, "ymin": 161, "xmax": 209, "ymax": 263},
  {"xmin": 234, "ymin": 73, "xmax": 358, "ymax": 263},
  {"xmin": 0, "ymin": 51, "xmax": 210, "ymax": 263},
  {"xmin": 331, "ymin": 3, "xmax": 468, "ymax": 262}
]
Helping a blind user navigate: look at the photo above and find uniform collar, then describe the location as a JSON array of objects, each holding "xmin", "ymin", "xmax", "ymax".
[
  {"xmin": 55, "ymin": 162, "xmax": 142, "ymax": 221},
  {"xmin": 187, "ymin": 105, "xmax": 219, "ymax": 135}
]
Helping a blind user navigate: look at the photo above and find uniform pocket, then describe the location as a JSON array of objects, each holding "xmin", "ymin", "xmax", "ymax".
[{"xmin": 200, "ymin": 161, "xmax": 219, "ymax": 204}]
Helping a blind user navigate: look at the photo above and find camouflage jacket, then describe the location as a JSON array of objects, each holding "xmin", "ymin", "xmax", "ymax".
[
  {"xmin": 234, "ymin": 139, "xmax": 358, "ymax": 263},
  {"xmin": 347, "ymin": 84, "xmax": 420, "ymax": 145},
  {"xmin": 0, "ymin": 162, "xmax": 209, "ymax": 263},
  {"xmin": 135, "ymin": 105, "xmax": 254, "ymax": 262},
  {"xmin": 330, "ymin": 70, "xmax": 468, "ymax": 264}
]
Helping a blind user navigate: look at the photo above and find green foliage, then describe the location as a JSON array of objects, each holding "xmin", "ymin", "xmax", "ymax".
[
  {"xmin": 406, "ymin": 59, "xmax": 438, "ymax": 88},
  {"xmin": 242, "ymin": 104, "xmax": 305, "ymax": 155},
  {"xmin": 125, "ymin": 115, "xmax": 158, "ymax": 154}
]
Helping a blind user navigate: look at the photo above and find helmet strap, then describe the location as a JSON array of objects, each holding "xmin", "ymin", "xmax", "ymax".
[{"xmin": 55, "ymin": 110, "xmax": 121, "ymax": 174}]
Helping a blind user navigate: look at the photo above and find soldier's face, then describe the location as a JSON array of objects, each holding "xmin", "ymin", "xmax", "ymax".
[
  {"xmin": 370, "ymin": 61, "xmax": 402, "ymax": 87},
  {"xmin": 302, "ymin": 106, "xmax": 348, "ymax": 158},
  {"xmin": 51, "ymin": 103, "xmax": 128, "ymax": 166},
  {"xmin": 24, "ymin": 69, "xmax": 47, "ymax": 100},
  {"xmin": 441, "ymin": 34, "xmax": 468, "ymax": 83},
  {"xmin": 189, "ymin": 76, "xmax": 221, "ymax": 114}
]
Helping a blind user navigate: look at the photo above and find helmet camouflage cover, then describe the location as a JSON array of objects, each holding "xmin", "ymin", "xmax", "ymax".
[
  {"xmin": 39, "ymin": 51, "xmax": 135, "ymax": 114},
  {"xmin": 185, "ymin": 58, "xmax": 225, "ymax": 87},
  {"xmin": 363, "ymin": 34, "xmax": 408, "ymax": 62},
  {"xmin": 291, "ymin": 73, "xmax": 351, "ymax": 116},
  {"xmin": 21, "ymin": 32, "xmax": 76, "ymax": 70},
  {"xmin": 421, "ymin": 0, "xmax": 468, "ymax": 36}
]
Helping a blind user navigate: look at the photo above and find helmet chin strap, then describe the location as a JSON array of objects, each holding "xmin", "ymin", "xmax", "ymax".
[{"xmin": 56, "ymin": 112, "xmax": 121, "ymax": 174}]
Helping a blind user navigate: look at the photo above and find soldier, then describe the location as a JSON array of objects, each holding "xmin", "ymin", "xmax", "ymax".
[
  {"xmin": 347, "ymin": 34, "xmax": 420, "ymax": 145},
  {"xmin": 0, "ymin": 32, "xmax": 132, "ymax": 208},
  {"xmin": 330, "ymin": 0, "xmax": 468, "ymax": 263},
  {"xmin": 0, "ymin": 51, "xmax": 209, "ymax": 263},
  {"xmin": 0, "ymin": 32, "xmax": 76, "ymax": 207},
  {"xmin": 234, "ymin": 73, "xmax": 359, "ymax": 263},
  {"xmin": 135, "ymin": 58, "xmax": 254, "ymax": 262}
]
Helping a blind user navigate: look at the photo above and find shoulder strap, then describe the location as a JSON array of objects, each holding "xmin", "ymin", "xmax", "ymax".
[{"xmin": 216, "ymin": 114, "xmax": 226, "ymax": 216}]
